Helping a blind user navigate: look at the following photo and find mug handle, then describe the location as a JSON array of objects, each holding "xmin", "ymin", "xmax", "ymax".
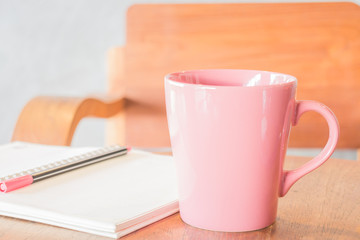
[{"xmin": 280, "ymin": 100, "xmax": 340, "ymax": 197}]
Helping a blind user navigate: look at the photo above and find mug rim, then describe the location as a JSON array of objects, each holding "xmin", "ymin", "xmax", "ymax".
[{"xmin": 165, "ymin": 69, "xmax": 297, "ymax": 88}]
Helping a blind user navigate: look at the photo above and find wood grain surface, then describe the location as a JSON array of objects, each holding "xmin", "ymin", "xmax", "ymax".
[
  {"xmin": 107, "ymin": 2, "xmax": 360, "ymax": 148},
  {"xmin": 0, "ymin": 156, "xmax": 359, "ymax": 240},
  {"xmin": 12, "ymin": 3, "xmax": 360, "ymax": 149},
  {"xmin": 12, "ymin": 95, "xmax": 124, "ymax": 146}
]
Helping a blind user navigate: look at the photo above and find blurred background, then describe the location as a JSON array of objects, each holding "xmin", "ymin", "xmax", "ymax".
[{"xmin": 0, "ymin": 0, "xmax": 358, "ymax": 160}]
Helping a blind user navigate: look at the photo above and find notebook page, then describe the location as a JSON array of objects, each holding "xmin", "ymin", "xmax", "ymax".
[
  {"xmin": 0, "ymin": 142, "xmax": 96, "ymax": 179},
  {"xmin": 0, "ymin": 142, "xmax": 178, "ymax": 237}
]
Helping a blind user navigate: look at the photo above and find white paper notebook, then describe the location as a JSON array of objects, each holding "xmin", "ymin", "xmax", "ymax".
[{"xmin": 0, "ymin": 142, "xmax": 179, "ymax": 238}]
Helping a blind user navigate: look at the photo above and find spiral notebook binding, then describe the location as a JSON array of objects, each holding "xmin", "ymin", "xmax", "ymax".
[{"xmin": 0, "ymin": 145, "xmax": 124, "ymax": 182}]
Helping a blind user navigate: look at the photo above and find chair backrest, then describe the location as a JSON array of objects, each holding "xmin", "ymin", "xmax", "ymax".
[{"xmin": 107, "ymin": 2, "xmax": 360, "ymax": 149}]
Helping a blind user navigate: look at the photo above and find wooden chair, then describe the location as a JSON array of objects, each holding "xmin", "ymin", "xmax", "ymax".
[{"xmin": 11, "ymin": 3, "xmax": 360, "ymax": 155}]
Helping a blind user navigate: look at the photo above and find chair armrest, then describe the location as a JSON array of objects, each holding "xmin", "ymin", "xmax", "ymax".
[{"xmin": 11, "ymin": 95, "xmax": 125, "ymax": 146}]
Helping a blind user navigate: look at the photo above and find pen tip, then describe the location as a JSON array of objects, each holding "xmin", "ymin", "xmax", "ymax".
[
  {"xmin": 0, "ymin": 175, "xmax": 33, "ymax": 193},
  {"xmin": 0, "ymin": 183, "xmax": 6, "ymax": 193}
]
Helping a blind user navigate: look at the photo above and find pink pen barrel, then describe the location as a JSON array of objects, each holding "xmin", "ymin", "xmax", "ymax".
[{"xmin": 0, "ymin": 175, "xmax": 34, "ymax": 193}]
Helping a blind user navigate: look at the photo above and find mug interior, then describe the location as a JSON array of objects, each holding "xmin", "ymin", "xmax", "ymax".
[{"xmin": 166, "ymin": 69, "xmax": 296, "ymax": 87}]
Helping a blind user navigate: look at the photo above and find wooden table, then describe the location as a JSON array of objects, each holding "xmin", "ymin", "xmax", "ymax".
[{"xmin": 0, "ymin": 156, "xmax": 359, "ymax": 240}]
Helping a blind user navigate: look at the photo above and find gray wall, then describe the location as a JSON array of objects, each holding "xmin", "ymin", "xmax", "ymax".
[
  {"xmin": 0, "ymin": 0, "xmax": 358, "ymax": 155},
  {"xmin": 0, "ymin": 0, "xmax": 129, "ymax": 147}
]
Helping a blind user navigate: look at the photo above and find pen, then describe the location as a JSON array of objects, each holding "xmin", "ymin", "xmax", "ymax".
[{"xmin": 0, "ymin": 145, "xmax": 131, "ymax": 193}]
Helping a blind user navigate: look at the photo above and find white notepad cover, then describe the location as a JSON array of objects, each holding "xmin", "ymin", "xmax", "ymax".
[{"xmin": 0, "ymin": 142, "xmax": 179, "ymax": 238}]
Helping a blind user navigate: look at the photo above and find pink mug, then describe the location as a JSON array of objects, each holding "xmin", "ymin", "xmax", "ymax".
[{"xmin": 164, "ymin": 69, "xmax": 339, "ymax": 232}]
